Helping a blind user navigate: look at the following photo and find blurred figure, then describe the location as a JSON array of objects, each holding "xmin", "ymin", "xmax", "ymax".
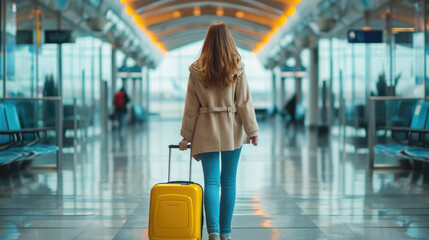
[
  {"xmin": 284, "ymin": 94, "xmax": 297, "ymax": 124},
  {"xmin": 377, "ymin": 74, "xmax": 387, "ymax": 96},
  {"xmin": 43, "ymin": 74, "xmax": 55, "ymax": 97},
  {"xmin": 43, "ymin": 74, "xmax": 56, "ymax": 122},
  {"xmin": 113, "ymin": 88, "xmax": 130, "ymax": 131}
]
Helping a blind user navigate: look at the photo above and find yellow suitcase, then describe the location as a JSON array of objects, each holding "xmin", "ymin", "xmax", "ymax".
[{"xmin": 149, "ymin": 145, "xmax": 203, "ymax": 240}]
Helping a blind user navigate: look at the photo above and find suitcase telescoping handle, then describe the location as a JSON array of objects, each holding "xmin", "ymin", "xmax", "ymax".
[{"xmin": 168, "ymin": 144, "xmax": 192, "ymax": 182}]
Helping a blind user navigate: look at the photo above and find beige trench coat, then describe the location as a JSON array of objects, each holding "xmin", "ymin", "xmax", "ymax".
[{"xmin": 180, "ymin": 61, "xmax": 259, "ymax": 160}]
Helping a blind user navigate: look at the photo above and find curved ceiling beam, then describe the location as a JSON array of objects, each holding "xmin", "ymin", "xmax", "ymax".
[
  {"xmin": 130, "ymin": 0, "xmax": 175, "ymax": 13},
  {"xmin": 245, "ymin": 0, "xmax": 289, "ymax": 14},
  {"xmin": 162, "ymin": 30, "xmax": 257, "ymax": 46},
  {"xmin": 131, "ymin": 0, "xmax": 285, "ymax": 16},
  {"xmin": 164, "ymin": 36, "xmax": 254, "ymax": 51},
  {"xmin": 138, "ymin": 1, "xmax": 279, "ymax": 19},
  {"xmin": 143, "ymin": 6, "xmax": 277, "ymax": 28},
  {"xmin": 236, "ymin": 0, "xmax": 290, "ymax": 15},
  {"xmin": 148, "ymin": 15, "xmax": 271, "ymax": 34},
  {"xmin": 122, "ymin": 0, "xmax": 301, "ymax": 52},
  {"xmin": 159, "ymin": 29, "xmax": 260, "ymax": 44},
  {"xmin": 155, "ymin": 25, "xmax": 264, "ymax": 41}
]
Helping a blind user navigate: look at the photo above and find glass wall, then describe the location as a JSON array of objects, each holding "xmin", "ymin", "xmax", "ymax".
[
  {"xmin": 0, "ymin": 0, "xmax": 119, "ymax": 133},
  {"xmin": 316, "ymin": 0, "xmax": 427, "ymax": 147},
  {"xmin": 300, "ymin": 49, "xmax": 310, "ymax": 110},
  {"xmin": 427, "ymin": 1, "xmax": 429, "ymax": 95}
]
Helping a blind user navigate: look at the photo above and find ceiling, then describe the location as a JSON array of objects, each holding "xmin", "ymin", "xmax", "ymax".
[{"xmin": 121, "ymin": 0, "xmax": 301, "ymax": 52}]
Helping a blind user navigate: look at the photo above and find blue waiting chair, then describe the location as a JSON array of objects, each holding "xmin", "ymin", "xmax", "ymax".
[
  {"xmin": 401, "ymin": 109, "xmax": 429, "ymax": 161},
  {"xmin": 0, "ymin": 103, "xmax": 58, "ymax": 161},
  {"xmin": 0, "ymin": 105, "xmax": 29, "ymax": 166},
  {"xmin": 374, "ymin": 102, "xmax": 429, "ymax": 156}
]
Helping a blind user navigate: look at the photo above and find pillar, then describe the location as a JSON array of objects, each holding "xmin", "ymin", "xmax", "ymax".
[
  {"xmin": 100, "ymin": 81, "xmax": 108, "ymax": 132},
  {"xmin": 145, "ymin": 67, "xmax": 150, "ymax": 113},
  {"xmin": 140, "ymin": 77, "xmax": 143, "ymax": 105},
  {"xmin": 111, "ymin": 45, "xmax": 117, "ymax": 106},
  {"xmin": 271, "ymin": 70, "xmax": 277, "ymax": 112},
  {"xmin": 132, "ymin": 79, "xmax": 137, "ymax": 105},
  {"xmin": 308, "ymin": 46, "xmax": 319, "ymax": 127},
  {"xmin": 280, "ymin": 76, "xmax": 286, "ymax": 113},
  {"xmin": 295, "ymin": 56, "xmax": 302, "ymax": 103},
  {"xmin": 271, "ymin": 66, "xmax": 282, "ymax": 113}
]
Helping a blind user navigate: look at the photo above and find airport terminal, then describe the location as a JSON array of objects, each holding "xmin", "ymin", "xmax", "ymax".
[{"xmin": 1, "ymin": 0, "xmax": 429, "ymax": 239}]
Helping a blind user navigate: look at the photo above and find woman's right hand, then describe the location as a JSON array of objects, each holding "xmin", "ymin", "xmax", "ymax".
[
  {"xmin": 250, "ymin": 136, "xmax": 259, "ymax": 146},
  {"xmin": 179, "ymin": 138, "xmax": 190, "ymax": 151}
]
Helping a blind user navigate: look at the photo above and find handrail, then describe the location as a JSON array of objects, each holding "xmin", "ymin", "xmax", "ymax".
[
  {"xmin": 369, "ymin": 96, "xmax": 426, "ymax": 101},
  {"xmin": 0, "ymin": 97, "xmax": 62, "ymax": 101}
]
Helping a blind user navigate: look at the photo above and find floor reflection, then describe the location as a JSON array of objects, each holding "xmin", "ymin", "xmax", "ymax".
[{"xmin": 0, "ymin": 118, "xmax": 429, "ymax": 239}]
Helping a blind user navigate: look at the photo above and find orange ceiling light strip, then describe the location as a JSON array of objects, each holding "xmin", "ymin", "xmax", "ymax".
[
  {"xmin": 121, "ymin": 1, "xmax": 167, "ymax": 54},
  {"xmin": 236, "ymin": 11, "xmax": 245, "ymax": 19},
  {"xmin": 216, "ymin": 6, "xmax": 224, "ymax": 17},
  {"xmin": 173, "ymin": 10, "xmax": 182, "ymax": 18},
  {"xmin": 194, "ymin": 6, "xmax": 201, "ymax": 16},
  {"xmin": 253, "ymin": 3, "xmax": 300, "ymax": 54}
]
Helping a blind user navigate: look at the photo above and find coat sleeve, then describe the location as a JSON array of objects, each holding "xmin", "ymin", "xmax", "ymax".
[
  {"xmin": 236, "ymin": 70, "xmax": 259, "ymax": 137},
  {"xmin": 180, "ymin": 74, "xmax": 201, "ymax": 141}
]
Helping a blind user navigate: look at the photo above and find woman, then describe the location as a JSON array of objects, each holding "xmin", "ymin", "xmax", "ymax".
[{"xmin": 179, "ymin": 21, "xmax": 259, "ymax": 240}]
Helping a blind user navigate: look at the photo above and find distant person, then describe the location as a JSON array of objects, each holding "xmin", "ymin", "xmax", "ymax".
[
  {"xmin": 284, "ymin": 94, "xmax": 297, "ymax": 123},
  {"xmin": 43, "ymin": 74, "xmax": 55, "ymax": 97},
  {"xmin": 113, "ymin": 88, "xmax": 130, "ymax": 131},
  {"xmin": 377, "ymin": 74, "xmax": 387, "ymax": 96},
  {"xmin": 43, "ymin": 75, "xmax": 55, "ymax": 121},
  {"xmin": 178, "ymin": 21, "xmax": 259, "ymax": 240}
]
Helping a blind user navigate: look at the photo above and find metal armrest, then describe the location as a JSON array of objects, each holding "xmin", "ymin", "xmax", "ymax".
[
  {"xmin": 378, "ymin": 126, "xmax": 416, "ymax": 131},
  {"xmin": 0, "ymin": 127, "xmax": 54, "ymax": 134},
  {"xmin": 407, "ymin": 129, "xmax": 429, "ymax": 133},
  {"xmin": 0, "ymin": 131, "xmax": 31, "ymax": 146},
  {"xmin": 378, "ymin": 126, "xmax": 417, "ymax": 145},
  {"xmin": 378, "ymin": 127, "xmax": 429, "ymax": 134},
  {"xmin": 0, "ymin": 127, "xmax": 54, "ymax": 145},
  {"xmin": 0, "ymin": 141, "xmax": 21, "ymax": 150}
]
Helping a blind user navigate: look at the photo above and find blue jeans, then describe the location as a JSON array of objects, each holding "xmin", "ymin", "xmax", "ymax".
[
  {"xmin": 200, "ymin": 147, "xmax": 242, "ymax": 235},
  {"xmin": 116, "ymin": 112, "xmax": 126, "ymax": 131}
]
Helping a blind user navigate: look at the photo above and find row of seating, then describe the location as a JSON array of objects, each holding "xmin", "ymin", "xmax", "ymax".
[
  {"xmin": 0, "ymin": 103, "xmax": 58, "ymax": 170},
  {"xmin": 347, "ymin": 102, "xmax": 416, "ymax": 132},
  {"xmin": 374, "ymin": 102, "xmax": 429, "ymax": 161}
]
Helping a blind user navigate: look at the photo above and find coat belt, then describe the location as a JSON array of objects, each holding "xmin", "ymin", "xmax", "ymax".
[{"xmin": 199, "ymin": 106, "xmax": 237, "ymax": 114}]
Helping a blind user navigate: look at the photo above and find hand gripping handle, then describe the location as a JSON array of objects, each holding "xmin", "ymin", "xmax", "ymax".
[{"xmin": 168, "ymin": 144, "xmax": 192, "ymax": 182}]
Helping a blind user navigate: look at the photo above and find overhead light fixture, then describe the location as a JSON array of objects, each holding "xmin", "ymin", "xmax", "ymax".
[
  {"xmin": 286, "ymin": 5, "xmax": 296, "ymax": 17},
  {"xmin": 124, "ymin": 4, "xmax": 136, "ymax": 16},
  {"xmin": 310, "ymin": 17, "xmax": 336, "ymax": 33},
  {"xmin": 235, "ymin": 11, "xmax": 244, "ymax": 18},
  {"xmin": 216, "ymin": 6, "xmax": 224, "ymax": 17},
  {"xmin": 253, "ymin": 2, "xmax": 300, "ymax": 54},
  {"xmin": 286, "ymin": 0, "xmax": 301, "ymax": 4},
  {"xmin": 120, "ymin": 3, "xmax": 167, "ymax": 54},
  {"xmin": 392, "ymin": 27, "xmax": 415, "ymax": 33},
  {"xmin": 194, "ymin": 6, "xmax": 201, "ymax": 16},
  {"xmin": 173, "ymin": 11, "xmax": 181, "ymax": 18},
  {"xmin": 86, "ymin": 17, "xmax": 108, "ymax": 32}
]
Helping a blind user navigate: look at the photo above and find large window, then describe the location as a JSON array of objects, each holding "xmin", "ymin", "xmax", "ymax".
[{"xmin": 149, "ymin": 41, "xmax": 271, "ymax": 118}]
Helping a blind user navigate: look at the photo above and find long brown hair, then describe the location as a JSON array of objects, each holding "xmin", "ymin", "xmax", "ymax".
[{"xmin": 197, "ymin": 21, "xmax": 241, "ymax": 88}]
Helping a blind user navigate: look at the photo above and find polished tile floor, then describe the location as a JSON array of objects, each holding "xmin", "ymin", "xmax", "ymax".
[{"xmin": 1, "ymin": 118, "xmax": 429, "ymax": 239}]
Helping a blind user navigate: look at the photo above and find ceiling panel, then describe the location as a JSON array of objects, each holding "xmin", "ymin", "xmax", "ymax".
[{"xmin": 121, "ymin": 0, "xmax": 301, "ymax": 52}]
